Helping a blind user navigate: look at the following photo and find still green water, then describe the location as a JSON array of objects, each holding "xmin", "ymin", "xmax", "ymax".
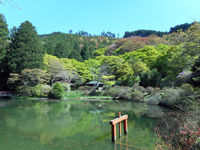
[{"xmin": 0, "ymin": 99, "xmax": 167, "ymax": 150}]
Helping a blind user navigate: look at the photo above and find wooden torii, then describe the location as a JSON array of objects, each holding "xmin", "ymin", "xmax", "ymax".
[{"xmin": 109, "ymin": 112, "xmax": 128, "ymax": 142}]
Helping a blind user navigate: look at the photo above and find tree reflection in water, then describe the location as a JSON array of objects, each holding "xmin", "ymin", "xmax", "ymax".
[{"xmin": 0, "ymin": 99, "xmax": 168, "ymax": 150}]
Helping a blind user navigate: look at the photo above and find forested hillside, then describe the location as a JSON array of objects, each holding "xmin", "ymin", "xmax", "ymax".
[
  {"xmin": 0, "ymin": 13, "xmax": 200, "ymax": 94},
  {"xmin": 123, "ymin": 22, "xmax": 193, "ymax": 38},
  {"xmin": 39, "ymin": 31, "xmax": 116, "ymax": 61}
]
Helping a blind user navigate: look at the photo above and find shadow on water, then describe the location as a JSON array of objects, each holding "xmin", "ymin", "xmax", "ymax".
[{"xmin": 0, "ymin": 99, "xmax": 168, "ymax": 150}]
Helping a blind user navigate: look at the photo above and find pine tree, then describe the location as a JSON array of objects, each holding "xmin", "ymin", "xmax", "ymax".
[
  {"xmin": 0, "ymin": 14, "xmax": 9, "ymax": 64},
  {"xmin": 7, "ymin": 21, "xmax": 44, "ymax": 74}
]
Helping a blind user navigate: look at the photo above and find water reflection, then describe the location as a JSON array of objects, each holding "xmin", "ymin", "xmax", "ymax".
[
  {"xmin": 0, "ymin": 100, "xmax": 167, "ymax": 150},
  {"xmin": 0, "ymin": 100, "xmax": 14, "ymax": 107}
]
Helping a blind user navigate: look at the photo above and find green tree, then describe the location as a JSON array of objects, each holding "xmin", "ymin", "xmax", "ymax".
[
  {"xmin": 7, "ymin": 69, "xmax": 50, "ymax": 90},
  {"xmin": 68, "ymin": 50, "xmax": 83, "ymax": 62},
  {"xmin": 74, "ymin": 43, "xmax": 81, "ymax": 53},
  {"xmin": 7, "ymin": 21, "xmax": 44, "ymax": 74},
  {"xmin": 44, "ymin": 43, "xmax": 55, "ymax": 55},
  {"xmin": 43, "ymin": 54, "xmax": 65, "ymax": 87},
  {"xmin": 122, "ymin": 45, "xmax": 161, "ymax": 69},
  {"xmin": 70, "ymin": 59, "xmax": 91, "ymax": 82},
  {"xmin": 81, "ymin": 44, "xmax": 90, "ymax": 60},
  {"xmin": 54, "ymin": 42, "xmax": 70, "ymax": 58},
  {"xmin": 139, "ymin": 68, "xmax": 161, "ymax": 87},
  {"xmin": 0, "ymin": 14, "xmax": 9, "ymax": 65}
]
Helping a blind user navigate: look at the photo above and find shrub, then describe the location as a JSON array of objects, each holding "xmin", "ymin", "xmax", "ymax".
[
  {"xmin": 144, "ymin": 93, "xmax": 162, "ymax": 105},
  {"xmin": 180, "ymin": 83, "xmax": 194, "ymax": 96},
  {"xmin": 103, "ymin": 86, "xmax": 121, "ymax": 97},
  {"xmin": 131, "ymin": 89, "xmax": 144, "ymax": 101},
  {"xmin": 155, "ymin": 111, "xmax": 200, "ymax": 150},
  {"xmin": 79, "ymin": 86, "xmax": 94, "ymax": 95},
  {"xmin": 103, "ymin": 86, "xmax": 131, "ymax": 100},
  {"xmin": 159, "ymin": 88, "xmax": 183, "ymax": 108},
  {"xmin": 48, "ymin": 82, "xmax": 64, "ymax": 99},
  {"xmin": 145, "ymin": 86, "xmax": 155, "ymax": 94},
  {"xmin": 32, "ymin": 84, "xmax": 51, "ymax": 97},
  {"xmin": 133, "ymin": 83, "xmax": 146, "ymax": 92},
  {"xmin": 117, "ymin": 86, "xmax": 132, "ymax": 100}
]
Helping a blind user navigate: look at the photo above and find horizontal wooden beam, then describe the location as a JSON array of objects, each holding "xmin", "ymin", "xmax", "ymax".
[{"xmin": 109, "ymin": 115, "xmax": 128, "ymax": 125}]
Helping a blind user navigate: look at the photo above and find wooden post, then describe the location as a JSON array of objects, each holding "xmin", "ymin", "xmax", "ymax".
[
  {"xmin": 111, "ymin": 124, "xmax": 116, "ymax": 141},
  {"xmin": 123, "ymin": 119, "xmax": 128, "ymax": 134},
  {"xmin": 118, "ymin": 112, "xmax": 121, "ymax": 138},
  {"xmin": 109, "ymin": 113, "xmax": 128, "ymax": 142}
]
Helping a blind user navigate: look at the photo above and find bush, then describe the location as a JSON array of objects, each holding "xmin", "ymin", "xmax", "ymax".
[
  {"xmin": 103, "ymin": 86, "xmax": 131, "ymax": 99},
  {"xmin": 180, "ymin": 83, "xmax": 194, "ymax": 96},
  {"xmin": 133, "ymin": 83, "xmax": 145, "ymax": 92},
  {"xmin": 155, "ymin": 111, "xmax": 200, "ymax": 150},
  {"xmin": 145, "ymin": 86, "xmax": 155, "ymax": 94},
  {"xmin": 160, "ymin": 88, "xmax": 183, "ymax": 108},
  {"xmin": 103, "ymin": 86, "xmax": 121, "ymax": 97},
  {"xmin": 48, "ymin": 82, "xmax": 64, "ymax": 99},
  {"xmin": 79, "ymin": 86, "xmax": 94, "ymax": 95},
  {"xmin": 117, "ymin": 86, "xmax": 132, "ymax": 100},
  {"xmin": 131, "ymin": 89, "xmax": 144, "ymax": 101},
  {"xmin": 32, "ymin": 84, "xmax": 51, "ymax": 97},
  {"xmin": 144, "ymin": 93, "xmax": 162, "ymax": 105}
]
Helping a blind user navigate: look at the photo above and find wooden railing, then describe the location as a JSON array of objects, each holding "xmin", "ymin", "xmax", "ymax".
[{"xmin": 109, "ymin": 112, "xmax": 128, "ymax": 142}]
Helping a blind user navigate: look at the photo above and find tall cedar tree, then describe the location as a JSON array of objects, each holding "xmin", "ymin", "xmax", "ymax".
[
  {"xmin": 68, "ymin": 50, "xmax": 83, "ymax": 62},
  {"xmin": 81, "ymin": 43, "xmax": 90, "ymax": 60},
  {"xmin": 7, "ymin": 21, "xmax": 44, "ymax": 74},
  {"xmin": 54, "ymin": 42, "xmax": 70, "ymax": 58},
  {"xmin": 0, "ymin": 14, "xmax": 9, "ymax": 65},
  {"xmin": 0, "ymin": 14, "xmax": 9, "ymax": 90}
]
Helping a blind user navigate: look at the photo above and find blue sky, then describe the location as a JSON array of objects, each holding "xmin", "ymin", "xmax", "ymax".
[{"xmin": 1, "ymin": 0, "xmax": 200, "ymax": 37}]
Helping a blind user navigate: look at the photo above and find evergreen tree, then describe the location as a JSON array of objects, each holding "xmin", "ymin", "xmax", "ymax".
[
  {"xmin": 68, "ymin": 50, "xmax": 83, "ymax": 62},
  {"xmin": 0, "ymin": 14, "xmax": 9, "ymax": 90},
  {"xmin": 74, "ymin": 43, "xmax": 81, "ymax": 53},
  {"xmin": 44, "ymin": 43, "xmax": 55, "ymax": 55},
  {"xmin": 81, "ymin": 44, "xmax": 90, "ymax": 60},
  {"xmin": 54, "ymin": 42, "xmax": 70, "ymax": 58},
  {"xmin": 0, "ymin": 14, "xmax": 9, "ymax": 64},
  {"xmin": 7, "ymin": 21, "xmax": 44, "ymax": 74},
  {"xmin": 89, "ymin": 46, "xmax": 95, "ymax": 59}
]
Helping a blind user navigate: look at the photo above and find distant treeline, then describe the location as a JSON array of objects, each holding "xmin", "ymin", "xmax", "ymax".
[
  {"xmin": 123, "ymin": 30, "xmax": 168, "ymax": 38},
  {"xmin": 123, "ymin": 22, "xmax": 194, "ymax": 38},
  {"xmin": 39, "ymin": 30, "xmax": 117, "ymax": 38}
]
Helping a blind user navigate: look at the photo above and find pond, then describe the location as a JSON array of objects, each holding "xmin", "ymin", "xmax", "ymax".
[{"xmin": 0, "ymin": 99, "xmax": 168, "ymax": 150}]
